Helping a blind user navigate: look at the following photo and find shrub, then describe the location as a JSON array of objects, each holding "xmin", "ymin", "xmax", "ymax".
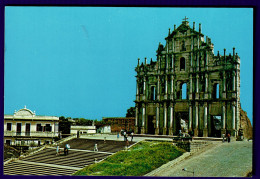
[{"xmin": 73, "ymin": 141, "xmax": 184, "ymax": 176}]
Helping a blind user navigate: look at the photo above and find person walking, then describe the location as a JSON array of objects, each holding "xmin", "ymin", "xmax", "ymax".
[
  {"xmin": 131, "ymin": 132, "xmax": 134, "ymax": 142},
  {"xmin": 227, "ymin": 133, "xmax": 231, "ymax": 143},
  {"xmin": 56, "ymin": 145, "xmax": 60, "ymax": 156},
  {"xmin": 123, "ymin": 131, "xmax": 127, "ymax": 141},
  {"xmin": 222, "ymin": 133, "xmax": 226, "ymax": 143},
  {"xmin": 117, "ymin": 132, "xmax": 119, "ymax": 140},
  {"xmin": 94, "ymin": 143, "xmax": 98, "ymax": 152},
  {"xmin": 65, "ymin": 143, "xmax": 70, "ymax": 155}
]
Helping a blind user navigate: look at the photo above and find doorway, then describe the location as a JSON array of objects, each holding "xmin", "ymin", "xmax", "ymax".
[
  {"xmin": 147, "ymin": 116, "xmax": 155, "ymax": 134},
  {"xmin": 16, "ymin": 123, "xmax": 22, "ymax": 136},
  {"xmin": 211, "ymin": 116, "xmax": 222, "ymax": 137},
  {"xmin": 26, "ymin": 123, "xmax": 30, "ymax": 136}
]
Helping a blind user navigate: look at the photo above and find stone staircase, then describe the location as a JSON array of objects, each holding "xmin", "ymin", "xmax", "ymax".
[{"xmin": 4, "ymin": 138, "xmax": 134, "ymax": 176}]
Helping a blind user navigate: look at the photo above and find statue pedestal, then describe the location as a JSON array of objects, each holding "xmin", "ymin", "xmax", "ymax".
[
  {"xmin": 163, "ymin": 128, "xmax": 167, "ymax": 135},
  {"xmin": 194, "ymin": 128, "xmax": 199, "ymax": 137},
  {"xmin": 155, "ymin": 128, "xmax": 159, "ymax": 135},
  {"xmin": 134, "ymin": 127, "xmax": 138, "ymax": 134},
  {"xmin": 168, "ymin": 127, "xmax": 173, "ymax": 135},
  {"xmin": 203, "ymin": 128, "xmax": 208, "ymax": 137},
  {"xmin": 141, "ymin": 127, "xmax": 145, "ymax": 134}
]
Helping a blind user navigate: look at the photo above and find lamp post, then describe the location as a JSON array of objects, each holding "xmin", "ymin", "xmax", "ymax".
[{"xmin": 182, "ymin": 168, "xmax": 194, "ymax": 177}]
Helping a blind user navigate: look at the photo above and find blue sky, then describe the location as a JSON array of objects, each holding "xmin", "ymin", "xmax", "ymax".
[{"xmin": 4, "ymin": 7, "xmax": 253, "ymax": 123}]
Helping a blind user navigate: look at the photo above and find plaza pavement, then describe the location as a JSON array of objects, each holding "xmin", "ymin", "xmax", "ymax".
[{"xmin": 151, "ymin": 140, "xmax": 252, "ymax": 177}]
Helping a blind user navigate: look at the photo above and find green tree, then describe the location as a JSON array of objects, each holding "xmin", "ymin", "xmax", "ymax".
[{"xmin": 126, "ymin": 107, "xmax": 136, "ymax": 117}]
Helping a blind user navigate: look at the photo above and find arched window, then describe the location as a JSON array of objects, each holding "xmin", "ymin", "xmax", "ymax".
[
  {"xmin": 180, "ymin": 57, "xmax": 185, "ymax": 71},
  {"xmin": 181, "ymin": 83, "xmax": 187, "ymax": 100},
  {"xmin": 213, "ymin": 83, "xmax": 220, "ymax": 99}
]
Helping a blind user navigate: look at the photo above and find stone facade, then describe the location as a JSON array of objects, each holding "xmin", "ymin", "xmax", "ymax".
[
  {"xmin": 134, "ymin": 18, "xmax": 241, "ymax": 137},
  {"xmin": 102, "ymin": 117, "xmax": 135, "ymax": 133}
]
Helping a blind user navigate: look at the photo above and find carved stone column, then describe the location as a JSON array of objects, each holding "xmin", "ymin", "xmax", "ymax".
[
  {"xmin": 189, "ymin": 104, "xmax": 192, "ymax": 130},
  {"xmin": 141, "ymin": 104, "xmax": 146, "ymax": 134},
  {"xmin": 194, "ymin": 102, "xmax": 199, "ymax": 136},
  {"xmin": 221, "ymin": 102, "xmax": 226, "ymax": 135},
  {"xmin": 163, "ymin": 103, "xmax": 167, "ymax": 135},
  {"xmin": 232, "ymin": 102, "xmax": 236, "ymax": 136},
  {"xmin": 135, "ymin": 106, "xmax": 139, "ymax": 134},
  {"xmin": 155, "ymin": 103, "xmax": 160, "ymax": 135},
  {"xmin": 157, "ymin": 76, "xmax": 160, "ymax": 100},
  {"xmin": 203, "ymin": 103, "xmax": 208, "ymax": 137},
  {"xmin": 171, "ymin": 75, "xmax": 174, "ymax": 100},
  {"xmin": 169, "ymin": 103, "xmax": 174, "ymax": 135}
]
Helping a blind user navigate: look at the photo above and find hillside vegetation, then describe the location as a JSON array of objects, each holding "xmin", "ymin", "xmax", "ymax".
[{"xmin": 74, "ymin": 141, "xmax": 185, "ymax": 176}]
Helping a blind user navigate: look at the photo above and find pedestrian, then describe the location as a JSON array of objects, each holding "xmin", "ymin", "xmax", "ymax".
[
  {"xmin": 65, "ymin": 143, "xmax": 70, "ymax": 155},
  {"xmin": 222, "ymin": 133, "xmax": 226, "ymax": 143},
  {"xmin": 227, "ymin": 133, "xmax": 231, "ymax": 143},
  {"xmin": 117, "ymin": 132, "xmax": 119, "ymax": 140},
  {"xmin": 123, "ymin": 131, "xmax": 126, "ymax": 141},
  {"xmin": 94, "ymin": 143, "xmax": 98, "ymax": 152},
  {"xmin": 131, "ymin": 132, "xmax": 134, "ymax": 142},
  {"xmin": 56, "ymin": 145, "xmax": 60, "ymax": 156}
]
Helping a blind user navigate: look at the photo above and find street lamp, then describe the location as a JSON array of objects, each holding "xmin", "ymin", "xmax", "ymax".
[{"xmin": 182, "ymin": 168, "xmax": 195, "ymax": 177}]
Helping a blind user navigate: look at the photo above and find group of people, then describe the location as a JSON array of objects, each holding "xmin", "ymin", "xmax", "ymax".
[
  {"xmin": 222, "ymin": 133, "xmax": 231, "ymax": 143},
  {"xmin": 123, "ymin": 131, "xmax": 134, "ymax": 142},
  {"xmin": 56, "ymin": 143, "xmax": 70, "ymax": 156}
]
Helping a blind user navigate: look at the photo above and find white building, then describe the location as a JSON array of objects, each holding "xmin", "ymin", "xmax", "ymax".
[
  {"xmin": 70, "ymin": 125, "xmax": 96, "ymax": 135},
  {"xmin": 4, "ymin": 106, "xmax": 59, "ymax": 146}
]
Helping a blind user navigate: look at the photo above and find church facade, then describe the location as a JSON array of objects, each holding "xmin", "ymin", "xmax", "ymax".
[{"xmin": 134, "ymin": 18, "xmax": 241, "ymax": 137}]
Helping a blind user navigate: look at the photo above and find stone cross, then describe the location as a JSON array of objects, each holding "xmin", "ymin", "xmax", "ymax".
[{"xmin": 183, "ymin": 16, "xmax": 189, "ymax": 22}]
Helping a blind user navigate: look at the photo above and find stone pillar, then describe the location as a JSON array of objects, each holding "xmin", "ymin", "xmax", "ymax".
[
  {"xmin": 205, "ymin": 73, "xmax": 208, "ymax": 92},
  {"xmin": 165, "ymin": 76, "xmax": 168, "ymax": 95},
  {"xmin": 194, "ymin": 102, "xmax": 199, "ymax": 136},
  {"xmin": 221, "ymin": 103, "xmax": 226, "ymax": 135},
  {"xmin": 190, "ymin": 52, "xmax": 193, "ymax": 67},
  {"xmin": 136, "ymin": 80, "xmax": 139, "ymax": 101},
  {"xmin": 206, "ymin": 51, "xmax": 208, "ymax": 70},
  {"xmin": 189, "ymin": 74, "xmax": 193, "ymax": 100},
  {"xmin": 223, "ymin": 71, "xmax": 226, "ymax": 99},
  {"xmin": 155, "ymin": 103, "xmax": 160, "ymax": 135},
  {"xmin": 203, "ymin": 103, "xmax": 208, "ymax": 137},
  {"xmin": 171, "ymin": 55, "xmax": 174, "ymax": 72},
  {"xmin": 196, "ymin": 74, "xmax": 199, "ymax": 99},
  {"xmin": 143, "ymin": 77, "xmax": 146, "ymax": 100},
  {"xmin": 135, "ymin": 106, "xmax": 139, "ymax": 133},
  {"xmin": 141, "ymin": 104, "xmax": 146, "ymax": 134},
  {"xmin": 171, "ymin": 75, "xmax": 174, "ymax": 100},
  {"xmin": 197, "ymin": 52, "xmax": 200, "ymax": 71},
  {"xmin": 166, "ymin": 54, "xmax": 168, "ymax": 72},
  {"xmin": 232, "ymin": 103, "xmax": 236, "ymax": 136},
  {"xmin": 163, "ymin": 103, "xmax": 167, "ymax": 135},
  {"xmin": 157, "ymin": 76, "xmax": 160, "ymax": 100},
  {"xmin": 197, "ymin": 36, "xmax": 200, "ymax": 49},
  {"xmin": 233, "ymin": 72, "xmax": 236, "ymax": 91},
  {"xmin": 189, "ymin": 105, "xmax": 192, "ymax": 130},
  {"xmin": 169, "ymin": 103, "xmax": 174, "ymax": 135}
]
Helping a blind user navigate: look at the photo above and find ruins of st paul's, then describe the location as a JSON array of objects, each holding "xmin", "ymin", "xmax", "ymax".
[{"xmin": 134, "ymin": 18, "xmax": 241, "ymax": 137}]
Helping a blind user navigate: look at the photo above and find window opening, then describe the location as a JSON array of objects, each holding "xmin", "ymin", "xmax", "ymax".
[
  {"xmin": 182, "ymin": 83, "xmax": 187, "ymax": 99},
  {"xmin": 180, "ymin": 57, "xmax": 185, "ymax": 71}
]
